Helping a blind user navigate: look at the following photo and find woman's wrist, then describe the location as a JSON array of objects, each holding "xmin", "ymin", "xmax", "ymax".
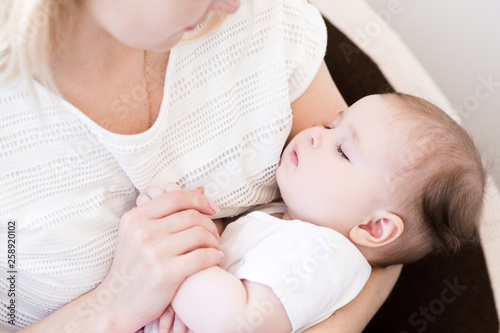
[
  {"xmin": 65, "ymin": 289, "xmax": 117, "ymax": 333},
  {"xmin": 91, "ymin": 307, "xmax": 118, "ymax": 333},
  {"xmin": 85, "ymin": 283, "xmax": 140, "ymax": 333},
  {"xmin": 18, "ymin": 287, "xmax": 128, "ymax": 333}
]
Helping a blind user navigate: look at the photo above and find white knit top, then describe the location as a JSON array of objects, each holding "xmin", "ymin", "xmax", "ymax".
[{"xmin": 0, "ymin": 0, "xmax": 327, "ymax": 330}]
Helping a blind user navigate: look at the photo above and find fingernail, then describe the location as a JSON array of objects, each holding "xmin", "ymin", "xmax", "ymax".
[
  {"xmin": 165, "ymin": 182, "xmax": 181, "ymax": 192},
  {"xmin": 190, "ymin": 188, "xmax": 203, "ymax": 194},
  {"xmin": 209, "ymin": 200, "xmax": 220, "ymax": 213},
  {"xmin": 196, "ymin": 186, "xmax": 205, "ymax": 195},
  {"xmin": 136, "ymin": 194, "xmax": 151, "ymax": 206},
  {"xmin": 219, "ymin": 250, "xmax": 225, "ymax": 259}
]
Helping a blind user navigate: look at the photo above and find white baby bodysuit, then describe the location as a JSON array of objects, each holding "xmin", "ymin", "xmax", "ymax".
[
  {"xmin": 219, "ymin": 203, "xmax": 371, "ymax": 332},
  {"xmin": 145, "ymin": 202, "xmax": 371, "ymax": 333}
]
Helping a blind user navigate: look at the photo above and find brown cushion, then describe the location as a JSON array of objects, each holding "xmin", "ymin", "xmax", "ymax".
[{"xmin": 322, "ymin": 17, "xmax": 499, "ymax": 333}]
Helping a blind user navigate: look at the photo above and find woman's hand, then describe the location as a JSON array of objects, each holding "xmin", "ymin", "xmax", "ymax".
[{"xmin": 97, "ymin": 183, "xmax": 222, "ymax": 332}]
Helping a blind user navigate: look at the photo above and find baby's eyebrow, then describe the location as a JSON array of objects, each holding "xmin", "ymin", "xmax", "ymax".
[
  {"xmin": 330, "ymin": 110, "xmax": 345, "ymax": 128},
  {"xmin": 351, "ymin": 125, "xmax": 360, "ymax": 153}
]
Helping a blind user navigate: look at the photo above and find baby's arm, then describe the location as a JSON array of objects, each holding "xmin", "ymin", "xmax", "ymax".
[
  {"xmin": 172, "ymin": 266, "xmax": 292, "ymax": 333},
  {"xmin": 138, "ymin": 185, "xmax": 290, "ymax": 332}
]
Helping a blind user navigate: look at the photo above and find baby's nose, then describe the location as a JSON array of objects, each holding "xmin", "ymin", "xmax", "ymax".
[{"xmin": 308, "ymin": 131, "xmax": 322, "ymax": 148}]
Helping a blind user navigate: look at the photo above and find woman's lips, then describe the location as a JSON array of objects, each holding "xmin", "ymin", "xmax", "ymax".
[{"xmin": 289, "ymin": 143, "xmax": 299, "ymax": 166}]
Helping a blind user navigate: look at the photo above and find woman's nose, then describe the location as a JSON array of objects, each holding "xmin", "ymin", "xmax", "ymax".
[{"xmin": 212, "ymin": 0, "xmax": 241, "ymax": 14}]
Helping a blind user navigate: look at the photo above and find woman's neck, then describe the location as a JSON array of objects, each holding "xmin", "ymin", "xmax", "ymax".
[
  {"xmin": 49, "ymin": 3, "xmax": 170, "ymax": 135},
  {"xmin": 52, "ymin": 3, "xmax": 139, "ymax": 76}
]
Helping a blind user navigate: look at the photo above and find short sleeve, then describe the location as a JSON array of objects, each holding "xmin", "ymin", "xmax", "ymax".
[
  {"xmin": 282, "ymin": 0, "xmax": 328, "ymax": 102},
  {"xmin": 232, "ymin": 223, "xmax": 371, "ymax": 332}
]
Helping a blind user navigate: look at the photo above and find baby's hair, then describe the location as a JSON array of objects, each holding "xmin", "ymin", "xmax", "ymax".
[{"xmin": 377, "ymin": 93, "xmax": 486, "ymax": 266}]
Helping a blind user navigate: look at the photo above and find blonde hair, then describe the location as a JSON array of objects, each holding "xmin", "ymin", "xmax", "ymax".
[
  {"xmin": 0, "ymin": 0, "xmax": 227, "ymax": 94},
  {"xmin": 0, "ymin": 0, "xmax": 75, "ymax": 94}
]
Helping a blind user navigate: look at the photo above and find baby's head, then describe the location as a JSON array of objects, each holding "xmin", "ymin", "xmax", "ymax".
[{"xmin": 277, "ymin": 93, "xmax": 485, "ymax": 266}]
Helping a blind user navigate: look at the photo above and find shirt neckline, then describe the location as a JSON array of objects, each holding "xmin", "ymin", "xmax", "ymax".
[{"xmin": 33, "ymin": 45, "xmax": 179, "ymax": 144}]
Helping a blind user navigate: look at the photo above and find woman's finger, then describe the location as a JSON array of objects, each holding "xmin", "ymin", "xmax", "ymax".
[
  {"xmin": 189, "ymin": 186, "xmax": 205, "ymax": 195},
  {"xmin": 171, "ymin": 247, "xmax": 223, "ymax": 281},
  {"xmin": 160, "ymin": 210, "xmax": 220, "ymax": 240},
  {"xmin": 139, "ymin": 190, "xmax": 219, "ymax": 219},
  {"xmin": 166, "ymin": 225, "xmax": 221, "ymax": 255}
]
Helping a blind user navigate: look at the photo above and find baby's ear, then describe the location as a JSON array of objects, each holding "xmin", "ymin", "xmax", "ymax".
[{"xmin": 349, "ymin": 211, "xmax": 404, "ymax": 248}]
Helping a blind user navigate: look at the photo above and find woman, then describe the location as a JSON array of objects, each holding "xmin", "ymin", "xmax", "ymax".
[{"xmin": 0, "ymin": 0, "xmax": 401, "ymax": 331}]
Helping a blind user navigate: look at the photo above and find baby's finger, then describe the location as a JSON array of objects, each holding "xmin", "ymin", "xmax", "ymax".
[
  {"xmin": 146, "ymin": 185, "xmax": 165, "ymax": 199},
  {"xmin": 137, "ymin": 185, "xmax": 165, "ymax": 206},
  {"xmin": 140, "ymin": 190, "xmax": 219, "ymax": 219},
  {"xmin": 165, "ymin": 182, "xmax": 182, "ymax": 192},
  {"xmin": 136, "ymin": 193, "xmax": 151, "ymax": 206}
]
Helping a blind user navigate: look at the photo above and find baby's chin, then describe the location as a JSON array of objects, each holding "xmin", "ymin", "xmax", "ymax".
[
  {"xmin": 275, "ymin": 164, "xmax": 285, "ymax": 185},
  {"xmin": 277, "ymin": 157, "xmax": 284, "ymax": 168},
  {"xmin": 276, "ymin": 159, "xmax": 286, "ymax": 178}
]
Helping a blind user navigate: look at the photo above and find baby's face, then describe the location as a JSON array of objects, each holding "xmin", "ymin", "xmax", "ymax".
[{"xmin": 277, "ymin": 95, "xmax": 409, "ymax": 236}]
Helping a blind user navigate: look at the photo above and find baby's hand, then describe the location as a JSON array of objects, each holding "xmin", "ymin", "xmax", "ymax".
[
  {"xmin": 137, "ymin": 183, "xmax": 204, "ymax": 333},
  {"xmin": 157, "ymin": 305, "xmax": 189, "ymax": 333}
]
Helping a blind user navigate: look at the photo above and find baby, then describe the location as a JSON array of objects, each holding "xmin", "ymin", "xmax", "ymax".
[{"xmin": 141, "ymin": 93, "xmax": 485, "ymax": 333}]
